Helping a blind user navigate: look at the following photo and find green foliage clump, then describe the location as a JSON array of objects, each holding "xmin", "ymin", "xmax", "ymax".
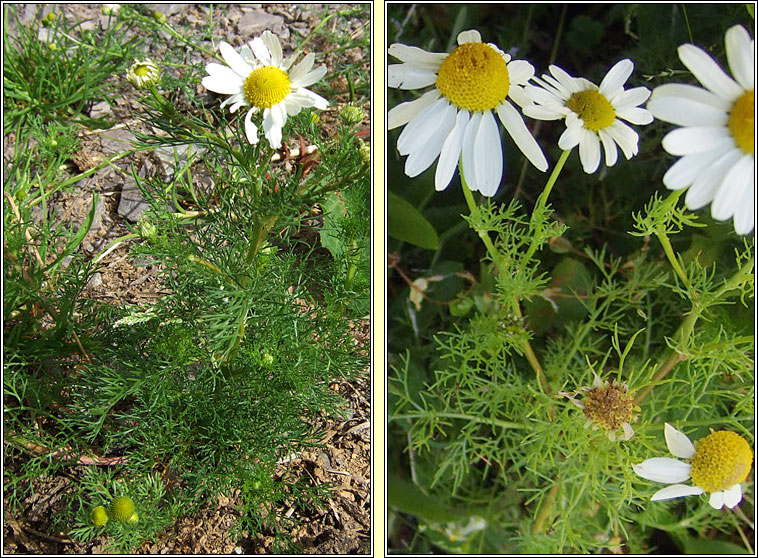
[{"xmin": 387, "ymin": 3, "xmax": 753, "ymax": 555}]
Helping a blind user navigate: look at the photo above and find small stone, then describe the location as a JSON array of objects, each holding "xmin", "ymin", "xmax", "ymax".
[
  {"xmin": 88, "ymin": 273, "xmax": 102, "ymax": 288},
  {"xmin": 99, "ymin": 128, "xmax": 136, "ymax": 155},
  {"xmin": 237, "ymin": 9, "xmax": 286, "ymax": 39},
  {"xmin": 117, "ymin": 162, "xmax": 151, "ymax": 222}
]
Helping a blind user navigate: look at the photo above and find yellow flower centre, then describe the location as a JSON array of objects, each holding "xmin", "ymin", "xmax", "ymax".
[
  {"xmin": 690, "ymin": 430, "xmax": 753, "ymax": 493},
  {"xmin": 566, "ymin": 89, "xmax": 616, "ymax": 132},
  {"xmin": 435, "ymin": 42, "xmax": 510, "ymax": 112},
  {"xmin": 244, "ymin": 66, "xmax": 291, "ymax": 109},
  {"xmin": 582, "ymin": 382, "xmax": 636, "ymax": 432},
  {"xmin": 728, "ymin": 89, "xmax": 754, "ymax": 156},
  {"xmin": 135, "ymin": 65, "xmax": 151, "ymax": 77}
]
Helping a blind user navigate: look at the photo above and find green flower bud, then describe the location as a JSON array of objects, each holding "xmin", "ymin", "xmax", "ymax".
[
  {"xmin": 127, "ymin": 512, "xmax": 139, "ymax": 524},
  {"xmin": 340, "ymin": 104, "xmax": 364, "ymax": 125},
  {"xmin": 152, "ymin": 10, "xmax": 167, "ymax": 24},
  {"xmin": 450, "ymin": 297, "xmax": 473, "ymax": 317},
  {"xmin": 101, "ymin": 4, "xmax": 121, "ymax": 16},
  {"xmin": 262, "ymin": 353, "xmax": 274, "ymax": 367},
  {"xmin": 109, "ymin": 496, "xmax": 135, "ymax": 522},
  {"xmin": 138, "ymin": 218, "xmax": 159, "ymax": 243},
  {"xmin": 358, "ymin": 140, "xmax": 370, "ymax": 166},
  {"xmin": 90, "ymin": 505, "xmax": 109, "ymax": 526}
]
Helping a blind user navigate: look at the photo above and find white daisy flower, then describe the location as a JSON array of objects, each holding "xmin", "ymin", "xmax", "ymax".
[
  {"xmin": 646, "ymin": 25, "xmax": 754, "ymax": 235},
  {"xmin": 633, "ymin": 423, "xmax": 753, "ymax": 510},
  {"xmin": 388, "ymin": 29, "xmax": 548, "ymax": 197},
  {"xmin": 522, "ymin": 60, "xmax": 653, "ymax": 174},
  {"xmin": 202, "ymin": 31, "xmax": 328, "ymax": 149}
]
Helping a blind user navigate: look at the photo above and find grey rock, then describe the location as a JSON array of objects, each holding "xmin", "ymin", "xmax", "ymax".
[
  {"xmin": 90, "ymin": 194, "xmax": 107, "ymax": 232},
  {"xmin": 237, "ymin": 9, "xmax": 286, "ymax": 40},
  {"xmin": 100, "ymin": 128, "xmax": 137, "ymax": 155},
  {"xmin": 87, "ymin": 272, "xmax": 102, "ymax": 288},
  {"xmin": 117, "ymin": 162, "xmax": 151, "ymax": 222},
  {"xmin": 154, "ymin": 144, "xmax": 205, "ymax": 179},
  {"xmin": 146, "ymin": 4, "xmax": 186, "ymax": 17},
  {"xmin": 89, "ymin": 101, "xmax": 112, "ymax": 119}
]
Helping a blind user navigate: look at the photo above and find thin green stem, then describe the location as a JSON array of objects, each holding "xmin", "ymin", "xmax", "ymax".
[
  {"xmin": 459, "ymin": 165, "xmax": 554, "ymax": 394},
  {"xmin": 635, "ymin": 255, "xmax": 754, "ymax": 405},
  {"xmin": 521, "ymin": 149, "xmax": 572, "ymax": 266},
  {"xmin": 390, "ymin": 412, "xmax": 526, "ymax": 431},
  {"xmin": 460, "ymin": 173, "xmax": 501, "ymax": 267},
  {"xmin": 92, "ymin": 233, "xmax": 139, "ymax": 266},
  {"xmin": 656, "ymin": 226, "xmax": 693, "ymax": 293},
  {"xmin": 533, "ymin": 480, "xmax": 560, "ymax": 534}
]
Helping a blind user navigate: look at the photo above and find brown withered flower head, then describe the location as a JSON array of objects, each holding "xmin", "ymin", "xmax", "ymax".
[{"xmin": 559, "ymin": 369, "xmax": 639, "ymax": 441}]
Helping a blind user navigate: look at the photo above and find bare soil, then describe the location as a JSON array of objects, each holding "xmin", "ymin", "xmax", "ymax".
[{"xmin": 3, "ymin": 3, "xmax": 371, "ymax": 554}]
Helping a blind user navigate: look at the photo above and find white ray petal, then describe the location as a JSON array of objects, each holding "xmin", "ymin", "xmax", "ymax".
[
  {"xmin": 711, "ymin": 153, "xmax": 753, "ymax": 220},
  {"xmin": 435, "ymin": 109, "xmax": 470, "ymax": 191},
  {"xmin": 650, "ymin": 484, "xmax": 703, "ymax": 501},
  {"xmin": 664, "ymin": 423, "xmax": 696, "ymax": 458},
  {"xmin": 388, "ymin": 64, "xmax": 438, "ymax": 90},
  {"xmin": 404, "ymin": 103, "xmax": 457, "ymax": 178},
  {"xmin": 203, "ymin": 65, "xmax": 244, "ymax": 95},
  {"xmin": 261, "ymin": 30, "xmax": 283, "ymax": 66},
  {"xmin": 219, "ymin": 41, "xmax": 253, "ymax": 78},
  {"xmin": 473, "ymin": 110, "xmax": 503, "ymax": 196},
  {"xmin": 497, "ymin": 101, "xmax": 548, "ymax": 171},
  {"xmin": 388, "ymin": 90, "xmax": 441, "ymax": 130},
  {"xmin": 661, "ymin": 126, "xmax": 730, "ymax": 156},
  {"xmin": 725, "ymin": 25, "xmax": 754, "ymax": 91},
  {"xmin": 578, "ymin": 130, "xmax": 601, "ymax": 173},
  {"xmin": 457, "ymin": 30, "xmax": 481, "ymax": 44},
  {"xmin": 244, "ymin": 108, "xmax": 259, "ymax": 144},
  {"xmin": 678, "ymin": 43, "xmax": 742, "ymax": 101},
  {"xmin": 388, "ymin": 43, "xmax": 447, "ymax": 69},
  {"xmin": 633, "ymin": 457, "xmax": 692, "ymax": 483},
  {"xmin": 684, "ymin": 148, "xmax": 741, "ymax": 210},
  {"xmin": 397, "ymin": 98, "xmax": 449, "ymax": 155},
  {"xmin": 721, "ymin": 483, "xmax": 744, "ymax": 509},
  {"xmin": 647, "ymin": 96, "xmax": 728, "ymax": 127},
  {"xmin": 461, "ymin": 112, "xmax": 483, "ymax": 192},
  {"xmin": 599, "ymin": 59, "xmax": 633, "ymax": 99}
]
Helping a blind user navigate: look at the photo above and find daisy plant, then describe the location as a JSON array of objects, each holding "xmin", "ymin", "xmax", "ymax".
[
  {"xmin": 633, "ymin": 423, "xmax": 753, "ymax": 510},
  {"xmin": 646, "ymin": 24, "xmax": 755, "ymax": 235}
]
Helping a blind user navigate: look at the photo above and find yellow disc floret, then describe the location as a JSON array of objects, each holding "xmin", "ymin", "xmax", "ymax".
[
  {"xmin": 435, "ymin": 42, "xmax": 510, "ymax": 112},
  {"xmin": 729, "ymin": 89, "xmax": 754, "ymax": 156},
  {"xmin": 690, "ymin": 430, "xmax": 753, "ymax": 493},
  {"xmin": 566, "ymin": 89, "xmax": 616, "ymax": 132},
  {"xmin": 244, "ymin": 66, "xmax": 291, "ymax": 109}
]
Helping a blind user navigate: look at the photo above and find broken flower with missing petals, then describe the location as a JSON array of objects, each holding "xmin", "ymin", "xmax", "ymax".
[
  {"xmin": 202, "ymin": 31, "xmax": 328, "ymax": 149},
  {"xmin": 559, "ymin": 370, "xmax": 638, "ymax": 441},
  {"xmin": 633, "ymin": 423, "xmax": 753, "ymax": 509}
]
